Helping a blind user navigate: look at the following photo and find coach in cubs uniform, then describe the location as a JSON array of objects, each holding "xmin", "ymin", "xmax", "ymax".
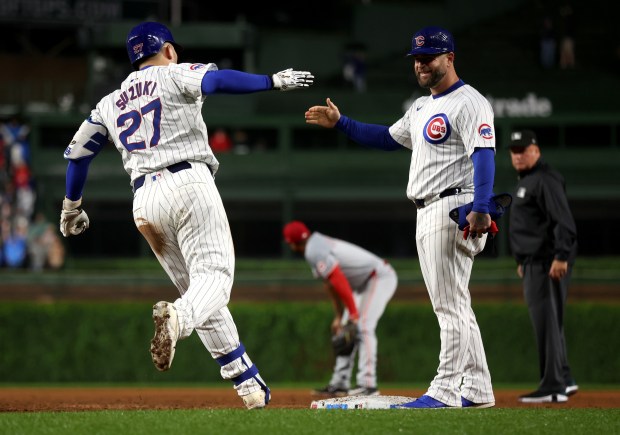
[
  {"xmin": 59, "ymin": 21, "xmax": 314, "ymax": 409},
  {"xmin": 283, "ymin": 221, "xmax": 397, "ymax": 397},
  {"xmin": 508, "ymin": 130, "xmax": 579, "ymax": 403},
  {"xmin": 305, "ymin": 26, "xmax": 496, "ymax": 408}
]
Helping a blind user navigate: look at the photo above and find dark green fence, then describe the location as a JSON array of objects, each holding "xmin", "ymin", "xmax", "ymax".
[{"xmin": 2, "ymin": 301, "xmax": 618, "ymax": 384}]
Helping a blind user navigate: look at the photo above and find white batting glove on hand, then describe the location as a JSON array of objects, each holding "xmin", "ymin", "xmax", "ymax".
[
  {"xmin": 272, "ymin": 68, "xmax": 314, "ymax": 91},
  {"xmin": 60, "ymin": 196, "xmax": 90, "ymax": 237}
]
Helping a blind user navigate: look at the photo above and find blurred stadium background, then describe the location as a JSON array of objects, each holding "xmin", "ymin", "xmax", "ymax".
[{"xmin": 0, "ymin": 0, "xmax": 617, "ymax": 277}]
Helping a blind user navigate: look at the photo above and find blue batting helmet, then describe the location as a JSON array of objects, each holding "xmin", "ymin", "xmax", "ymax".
[
  {"xmin": 126, "ymin": 22, "xmax": 182, "ymax": 69},
  {"xmin": 407, "ymin": 26, "xmax": 455, "ymax": 56}
]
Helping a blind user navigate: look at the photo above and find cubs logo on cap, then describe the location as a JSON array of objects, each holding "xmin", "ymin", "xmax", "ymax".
[
  {"xmin": 126, "ymin": 22, "xmax": 183, "ymax": 70},
  {"xmin": 408, "ymin": 26, "xmax": 455, "ymax": 56}
]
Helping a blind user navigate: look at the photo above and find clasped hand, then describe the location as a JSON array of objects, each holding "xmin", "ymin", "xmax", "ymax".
[{"xmin": 60, "ymin": 197, "xmax": 90, "ymax": 237}]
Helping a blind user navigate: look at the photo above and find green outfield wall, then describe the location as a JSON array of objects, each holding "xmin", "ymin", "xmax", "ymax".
[{"xmin": 2, "ymin": 302, "xmax": 618, "ymax": 384}]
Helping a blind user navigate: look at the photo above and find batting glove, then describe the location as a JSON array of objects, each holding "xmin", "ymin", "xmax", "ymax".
[
  {"xmin": 272, "ymin": 68, "xmax": 314, "ymax": 91},
  {"xmin": 60, "ymin": 196, "xmax": 90, "ymax": 237}
]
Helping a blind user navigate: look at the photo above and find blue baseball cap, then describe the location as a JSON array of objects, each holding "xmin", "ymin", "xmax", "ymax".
[
  {"xmin": 407, "ymin": 26, "xmax": 455, "ymax": 56},
  {"xmin": 126, "ymin": 22, "xmax": 183, "ymax": 69}
]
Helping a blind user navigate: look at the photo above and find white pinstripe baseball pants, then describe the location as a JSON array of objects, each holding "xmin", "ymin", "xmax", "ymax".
[
  {"xmin": 132, "ymin": 161, "xmax": 264, "ymax": 396},
  {"xmin": 415, "ymin": 192, "xmax": 494, "ymax": 407}
]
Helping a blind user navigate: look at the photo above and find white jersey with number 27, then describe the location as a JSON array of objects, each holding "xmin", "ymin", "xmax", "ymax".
[{"xmin": 88, "ymin": 62, "xmax": 220, "ymax": 185}]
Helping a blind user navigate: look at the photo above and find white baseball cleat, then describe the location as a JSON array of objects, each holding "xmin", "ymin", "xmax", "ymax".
[
  {"xmin": 150, "ymin": 301, "xmax": 180, "ymax": 372},
  {"xmin": 518, "ymin": 390, "xmax": 568, "ymax": 403},
  {"xmin": 566, "ymin": 383, "xmax": 579, "ymax": 396},
  {"xmin": 242, "ymin": 390, "xmax": 268, "ymax": 410}
]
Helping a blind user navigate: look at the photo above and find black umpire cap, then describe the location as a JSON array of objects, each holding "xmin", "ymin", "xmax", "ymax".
[{"xmin": 509, "ymin": 130, "xmax": 538, "ymax": 151}]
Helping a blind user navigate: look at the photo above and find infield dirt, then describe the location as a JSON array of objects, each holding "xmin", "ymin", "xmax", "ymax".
[{"xmin": 1, "ymin": 387, "xmax": 618, "ymax": 412}]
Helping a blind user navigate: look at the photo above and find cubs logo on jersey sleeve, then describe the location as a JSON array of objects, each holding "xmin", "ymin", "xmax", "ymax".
[
  {"xmin": 478, "ymin": 123, "xmax": 494, "ymax": 140},
  {"xmin": 423, "ymin": 113, "xmax": 451, "ymax": 144}
]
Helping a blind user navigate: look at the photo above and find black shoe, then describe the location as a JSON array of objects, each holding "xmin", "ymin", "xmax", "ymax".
[
  {"xmin": 518, "ymin": 389, "xmax": 568, "ymax": 403},
  {"xmin": 348, "ymin": 386, "xmax": 380, "ymax": 396},
  {"xmin": 312, "ymin": 385, "xmax": 348, "ymax": 397}
]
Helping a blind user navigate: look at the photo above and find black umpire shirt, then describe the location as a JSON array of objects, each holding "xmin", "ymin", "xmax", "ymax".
[{"xmin": 508, "ymin": 159, "xmax": 577, "ymax": 265}]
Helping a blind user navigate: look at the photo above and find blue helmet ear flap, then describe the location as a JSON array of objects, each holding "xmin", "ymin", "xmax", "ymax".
[{"xmin": 449, "ymin": 193, "xmax": 513, "ymax": 230}]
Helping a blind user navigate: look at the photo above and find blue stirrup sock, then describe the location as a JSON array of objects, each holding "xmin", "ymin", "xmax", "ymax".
[{"xmin": 215, "ymin": 342, "xmax": 270, "ymax": 403}]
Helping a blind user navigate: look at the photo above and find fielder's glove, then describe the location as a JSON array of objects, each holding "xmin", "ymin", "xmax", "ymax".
[
  {"xmin": 331, "ymin": 321, "xmax": 359, "ymax": 356},
  {"xmin": 449, "ymin": 193, "xmax": 512, "ymax": 240},
  {"xmin": 60, "ymin": 196, "xmax": 90, "ymax": 237},
  {"xmin": 272, "ymin": 68, "xmax": 314, "ymax": 91}
]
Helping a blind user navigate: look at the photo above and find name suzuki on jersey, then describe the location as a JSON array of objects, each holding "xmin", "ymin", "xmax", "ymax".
[{"xmin": 116, "ymin": 81, "xmax": 158, "ymax": 110}]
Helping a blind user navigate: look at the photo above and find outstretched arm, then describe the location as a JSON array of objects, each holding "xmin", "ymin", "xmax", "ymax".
[
  {"xmin": 201, "ymin": 68, "xmax": 314, "ymax": 95},
  {"xmin": 306, "ymin": 98, "xmax": 401, "ymax": 150}
]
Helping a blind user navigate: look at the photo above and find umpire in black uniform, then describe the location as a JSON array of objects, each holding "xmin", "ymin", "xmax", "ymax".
[{"xmin": 507, "ymin": 130, "xmax": 579, "ymax": 404}]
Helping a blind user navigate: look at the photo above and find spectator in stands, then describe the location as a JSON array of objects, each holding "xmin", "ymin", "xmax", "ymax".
[
  {"xmin": 28, "ymin": 212, "xmax": 65, "ymax": 271},
  {"xmin": 0, "ymin": 116, "xmax": 31, "ymax": 166},
  {"xmin": 0, "ymin": 198, "xmax": 13, "ymax": 268},
  {"xmin": 0, "ymin": 130, "xmax": 6, "ymax": 189},
  {"xmin": 507, "ymin": 129, "xmax": 579, "ymax": 404},
  {"xmin": 539, "ymin": 16, "xmax": 556, "ymax": 70},
  {"xmin": 12, "ymin": 160, "xmax": 36, "ymax": 220},
  {"xmin": 2, "ymin": 215, "xmax": 29, "ymax": 269},
  {"xmin": 558, "ymin": 3, "xmax": 576, "ymax": 69},
  {"xmin": 209, "ymin": 128, "xmax": 233, "ymax": 153},
  {"xmin": 342, "ymin": 42, "xmax": 367, "ymax": 93},
  {"xmin": 232, "ymin": 129, "xmax": 251, "ymax": 154}
]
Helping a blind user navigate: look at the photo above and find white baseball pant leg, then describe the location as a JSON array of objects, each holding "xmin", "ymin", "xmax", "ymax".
[
  {"xmin": 133, "ymin": 162, "xmax": 265, "ymax": 396},
  {"xmin": 415, "ymin": 193, "xmax": 494, "ymax": 407}
]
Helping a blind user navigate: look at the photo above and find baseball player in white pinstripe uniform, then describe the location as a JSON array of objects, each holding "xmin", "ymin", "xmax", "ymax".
[
  {"xmin": 59, "ymin": 22, "xmax": 313, "ymax": 409},
  {"xmin": 305, "ymin": 26, "xmax": 496, "ymax": 408},
  {"xmin": 283, "ymin": 221, "xmax": 397, "ymax": 397}
]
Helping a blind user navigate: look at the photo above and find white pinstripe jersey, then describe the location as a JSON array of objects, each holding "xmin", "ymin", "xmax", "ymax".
[
  {"xmin": 388, "ymin": 81, "xmax": 495, "ymax": 201},
  {"xmin": 305, "ymin": 232, "xmax": 384, "ymax": 291},
  {"xmin": 88, "ymin": 62, "xmax": 220, "ymax": 183}
]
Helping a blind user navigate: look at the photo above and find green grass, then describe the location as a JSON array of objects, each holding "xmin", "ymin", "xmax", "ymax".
[{"xmin": 1, "ymin": 408, "xmax": 618, "ymax": 435}]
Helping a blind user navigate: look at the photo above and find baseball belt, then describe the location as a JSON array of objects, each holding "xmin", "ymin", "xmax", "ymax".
[
  {"xmin": 132, "ymin": 161, "xmax": 193, "ymax": 193},
  {"xmin": 413, "ymin": 187, "xmax": 462, "ymax": 209}
]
